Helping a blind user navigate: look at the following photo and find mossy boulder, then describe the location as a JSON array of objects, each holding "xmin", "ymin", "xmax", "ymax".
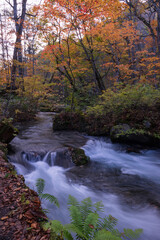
[
  {"xmin": 0, "ymin": 119, "xmax": 18, "ymax": 144},
  {"xmin": 110, "ymin": 124, "xmax": 160, "ymax": 147},
  {"xmin": 69, "ymin": 147, "xmax": 90, "ymax": 166},
  {"xmin": 53, "ymin": 147, "xmax": 90, "ymax": 168},
  {"xmin": 110, "ymin": 124, "xmax": 131, "ymax": 141}
]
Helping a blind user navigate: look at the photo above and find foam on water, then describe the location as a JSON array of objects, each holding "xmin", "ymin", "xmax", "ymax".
[
  {"xmin": 13, "ymin": 154, "xmax": 160, "ymax": 240},
  {"xmin": 82, "ymin": 139, "xmax": 160, "ymax": 183}
]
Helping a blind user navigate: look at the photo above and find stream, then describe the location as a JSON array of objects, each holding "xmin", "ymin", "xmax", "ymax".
[{"xmin": 8, "ymin": 112, "xmax": 160, "ymax": 240}]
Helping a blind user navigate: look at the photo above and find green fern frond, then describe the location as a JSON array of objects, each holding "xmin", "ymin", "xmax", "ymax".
[
  {"xmin": 98, "ymin": 215, "xmax": 117, "ymax": 232},
  {"xmin": 95, "ymin": 229, "xmax": 122, "ymax": 240},
  {"xmin": 43, "ymin": 221, "xmax": 51, "ymax": 231},
  {"xmin": 68, "ymin": 195, "xmax": 80, "ymax": 207},
  {"xmin": 36, "ymin": 178, "xmax": 45, "ymax": 195},
  {"xmin": 43, "ymin": 220, "xmax": 73, "ymax": 240},
  {"xmin": 50, "ymin": 220, "xmax": 65, "ymax": 233},
  {"xmin": 69, "ymin": 205, "xmax": 83, "ymax": 229},
  {"xmin": 123, "ymin": 228, "xmax": 143, "ymax": 239},
  {"xmin": 83, "ymin": 212, "xmax": 99, "ymax": 238},
  {"xmin": 63, "ymin": 228, "xmax": 74, "ymax": 240},
  {"xmin": 80, "ymin": 197, "xmax": 92, "ymax": 221},
  {"xmin": 93, "ymin": 201, "xmax": 104, "ymax": 213},
  {"xmin": 40, "ymin": 193, "xmax": 59, "ymax": 207},
  {"xmin": 65, "ymin": 223, "xmax": 87, "ymax": 240}
]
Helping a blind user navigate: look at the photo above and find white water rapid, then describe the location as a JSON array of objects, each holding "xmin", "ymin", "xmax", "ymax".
[{"xmin": 8, "ymin": 112, "xmax": 160, "ymax": 240}]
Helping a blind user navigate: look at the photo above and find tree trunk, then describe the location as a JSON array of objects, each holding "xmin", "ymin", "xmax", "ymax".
[
  {"xmin": 10, "ymin": 0, "xmax": 27, "ymax": 90},
  {"xmin": 0, "ymin": 14, "xmax": 6, "ymax": 68},
  {"xmin": 157, "ymin": 2, "xmax": 160, "ymax": 56}
]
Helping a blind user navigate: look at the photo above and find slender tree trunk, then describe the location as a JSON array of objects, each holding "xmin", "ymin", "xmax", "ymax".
[
  {"xmin": 157, "ymin": 2, "xmax": 160, "ymax": 56},
  {"xmin": 11, "ymin": 0, "xmax": 27, "ymax": 90},
  {"xmin": 0, "ymin": 14, "xmax": 6, "ymax": 68}
]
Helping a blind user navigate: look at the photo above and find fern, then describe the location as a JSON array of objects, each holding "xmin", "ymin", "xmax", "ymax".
[
  {"xmin": 93, "ymin": 201, "xmax": 104, "ymax": 213},
  {"xmin": 83, "ymin": 212, "xmax": 99, "ymax": 238},
  {"xmin": 40, "ymin": 193, "xmax": 59, "ymax": 207},
  {"xmin": 68, "ymin": 195, "xmax": 80, "ymax": 208},
  {"xmin": 69, "ymin": 205, "xmax": 83, "ymax": 229},
  {"xmin": 35, "ymin": 182, "xmax": 142, "ymax": 240},
  {"xmin": 65, "ymin": 224, "xmax": 87, "ymax": 239},
  {"xmin": 123, "ymin": 228, "xmax": 143, "ymax": 239},
  {"xmin": 95, "ymin": 229, "xmax": 121, "ymax": 240},
  {"xmin": 79, "ymin": 198, "xmax": 93, "ymax": 222},
  {"xmin": 97, "ymin": 215, "xmax": 118, "ymax": 232},
  {"xmin": 65, "ymin": 196, "xmax": 142, "ymax": 240},
  {"xmin": 43, "ymin": 220, "xmax": 73, "ymax": 240},
  {"xmin": 36, "ymin": 178, "xmax": 59, "ymax": 207},
  {"xmin": 36, "ymin": 178, "xmax": 45, "ymax": 195}
]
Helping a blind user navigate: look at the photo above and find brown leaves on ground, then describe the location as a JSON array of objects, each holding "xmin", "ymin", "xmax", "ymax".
[{"xmin": 0, "ymin": 150, "xmax": 50, "ymax": 240}]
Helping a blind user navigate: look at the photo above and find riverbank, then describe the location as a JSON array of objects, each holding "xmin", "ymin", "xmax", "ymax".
[
  {"xmin": 0, "ymin": 144, "xmax": 50, "ymax": 240},
  {"xmin": 53, "ymin": 85, "xmax": 160, "ymax": 148}
]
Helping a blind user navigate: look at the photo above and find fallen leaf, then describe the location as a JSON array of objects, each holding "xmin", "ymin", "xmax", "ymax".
[
  {"xmin": 1, "ymin": 216, "xmax": 8, "ymax": 220},
  {"xmin": 31, "ymin": 222, "xmax": 38, "ymax": 229}
]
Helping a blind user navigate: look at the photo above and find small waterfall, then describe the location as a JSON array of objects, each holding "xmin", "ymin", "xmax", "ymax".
[
  {"xmin": 21, "ymin": 151, "xmax": 57, "ymax": 167},
  {"xmin": 43, "ymin": 152, "xmax": 51, "ymax": 163},
  {"xmin": 22, "ymin": 151, "xmax": 43, "ymax": 162},
  {"xmin": 50, "ymin": 152, "xmax": 57, "ymax": 166},
  {"xmin": 43, "ymin": 152, "xmax": 57, "ymax": 166}
]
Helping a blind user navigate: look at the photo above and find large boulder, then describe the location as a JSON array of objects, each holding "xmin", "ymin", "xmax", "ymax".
[
  {"xmin": 110, "ymin": 124, "xmax": 160, "ymax": 147},
  {"xmin": 0, "ymin": 119, "xmax": 18, "ymax": 144},
  {"xmin": 110, "ymin": 124, "xmax": 131, "ymax": 142},
  {"xmin": 54, "ymin": 147, "xmax": 90, "ymax": 167},
  {"xmin": 69, "ymin": 147, "xmax": 90, "ymax": 166}
]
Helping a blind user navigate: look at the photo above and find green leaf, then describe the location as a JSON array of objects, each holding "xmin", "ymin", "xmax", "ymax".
[
  {"xmin": 65, "ymin": 223, "xmax": 87, "ymax": 239},
  {"xmin": 40, "ymin": 193, "xmax": 59, "ymax": 207},
  {"xmin": 123, "ymin": 228, "xmax": 143, "ymax": 239},
  {"xmin": 83, "ymin": 212, "xmax": 99, "ymax": 238},
  {"xmin": 80, "ymin": 197, "xmax": 92, "ymax": 222},
  {"xmin": 36, "ymin": 178, "xmax": 45, "ymax": 195},
  {"xmin": 94, "ymin": 201, "xmax": 104, "ymax": 213},
  {"xmin": 68, "ymin": 195, "xmax": 80, "ymax": 207},
  {"xmin": 69, "ymin": 205, "xmax": 83, "ymax": 229},
  {"xmin": 95, "ymin": 229, "xmax": 121, "ymax": 240}
]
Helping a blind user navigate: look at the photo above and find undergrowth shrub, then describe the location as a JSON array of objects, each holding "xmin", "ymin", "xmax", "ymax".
[
  {"xmin": 42, "ymin": 194, "xmax": 142, "ymax": 240},
  {"xmin": 36, "ymin": 179, "xmax": 142, "ymax": 240},
  {"xmin": 3, "ymin": 95, "xmax": 38, "ymax": 121},
  {"xmin": 86, "ymin": 84, "xmax": 160, "ymax": 116}
]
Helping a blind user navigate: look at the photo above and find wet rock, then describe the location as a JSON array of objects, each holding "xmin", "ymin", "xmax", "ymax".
[
  {"xmin": 143, "ymin": 120, "xmax": 151, "ymax": 129},
  {"xmin": 66, "ymin": 162, "xmax": 160, "ymax": 208},
  {"xmin": 69, "ymin": 147, "xmax": 90, "ymax": 166},
  {"xmin": 54, "ymin": 147, "xmax": 90, "ymax": 167},
  {"xmin": 0, "ymin": 119, "xmax": 18, "ymax": 144},
  {"xmin": 126, "ymin": 147, "xmax": 141, "ymax": 154},
  {"xmin": 54, "ymin": 148, "xmax": 74, "ymax": 168},
  {"xmin": 110, "ymin": 124, "xmax": 131, "ymax": 142}
]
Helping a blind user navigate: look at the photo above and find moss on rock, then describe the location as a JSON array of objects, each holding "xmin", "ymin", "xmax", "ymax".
[
  {"xmin": 0, "ymin": 118, "xmax": 18, "ymax": 144},
  {"xmin": 110, "ymin": 125, "xmax": 160, "ymax": 147},
  {"xmin": 69, "ymin": 147, "xmax": 90, "ymax": 166}
]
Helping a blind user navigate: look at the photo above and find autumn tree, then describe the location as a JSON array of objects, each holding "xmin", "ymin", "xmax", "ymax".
[
  {"xmin": 4, "ymin": 0, "xmax": 27, "ymax": 90},
  {"xmin": 125, "ymin": 0, "xmax": 160, "ymax": 55},
  {"xmin": 38, "ymin": 0, "xmax": 125, "ymax": 93}
]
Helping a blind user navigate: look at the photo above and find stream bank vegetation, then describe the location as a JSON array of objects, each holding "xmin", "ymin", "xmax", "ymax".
[{"xmin": 36, "ymin": 178, "xmax": 143, "ymax": 240}]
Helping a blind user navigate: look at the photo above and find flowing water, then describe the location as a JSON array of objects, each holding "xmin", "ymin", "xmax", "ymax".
[{"xmin": 8, "ymin": 112, "xmax": 160, "ymax": 240}]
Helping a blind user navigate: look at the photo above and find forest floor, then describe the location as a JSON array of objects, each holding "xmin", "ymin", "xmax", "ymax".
[{"xmin": 0, "ymin": 149, "xmax": 50, "ymax": 240}]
